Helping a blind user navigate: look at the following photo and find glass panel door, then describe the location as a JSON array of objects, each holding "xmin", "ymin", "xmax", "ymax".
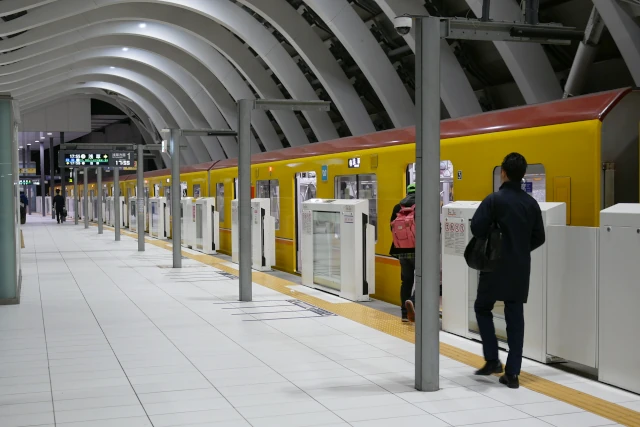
[
  {"xmin": 312, "ymin": 211, "xmax": 341, "ymax": 290},
  {"xmin": 195, "ymin": 203, "xmax": 203, "ymax": 249},
  {"xmin": 295, "ymin": 172, "xmax": 317, "ymax": 272},
  {"xmin": 216, "ymin": 183, "xmax": 225, "ymax": 222}
]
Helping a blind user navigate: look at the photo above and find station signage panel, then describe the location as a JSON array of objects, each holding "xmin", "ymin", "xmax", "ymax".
[{"xmin": 60, "ymin": 150, "xmax": 136, "ymax": 169}]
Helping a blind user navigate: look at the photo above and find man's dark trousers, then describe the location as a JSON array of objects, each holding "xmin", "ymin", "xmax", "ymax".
[
  {"xmin": 474, "ymin": 294, "xmax": 525, "ymax": 375},
  {"xmin": 399, "ymin": 257, "xmax": 415, "ymax": 317},
  {"xmin": 56, "ymin": 209, "xmax": 64, "ymax": 223}
]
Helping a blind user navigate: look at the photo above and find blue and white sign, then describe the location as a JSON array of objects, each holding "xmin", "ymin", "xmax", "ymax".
[
  {"xmin": 522, "ymin": 181, "xmax": 533, "ymax": 194},
  {"xmin": 321, "ymin": 165, "xmax": 328, "ymax": 182}
]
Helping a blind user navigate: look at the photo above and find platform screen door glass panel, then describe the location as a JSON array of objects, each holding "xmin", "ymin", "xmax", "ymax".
[
  {"xmin": 335, "ymin": 174, "xmax": 378, "ymax": 240},
  {"xmin": 493, "ymin": 164, "xmax": 546, "ymax": 203},
  {"xmin": 312, "ymin": 211, "xmax": 341, "ymax": 291},
  {"xmin": 468, "ymin": 273, "xmax": 508, "ymax": 342},
  {"xmin": 295, "ymin": 172, "xmax": 317, "ymax": 272},
  {"xmin": 130, "ymin": 200, "xmax": 137, "ymax": 229},
  {"xmin": 256, "ymin": 179, "xmax": 280, "ymax": 230},
  {"xmin": 216, "ymin": 183, "xmax": 225, "ymax": 223},
  {"xmin": 195, "ymin": 203, "xmax": 203, "ymax": 249},
  {"xmin": 407, "ymin": 160, "xmax": 454, "ymax": 210}
]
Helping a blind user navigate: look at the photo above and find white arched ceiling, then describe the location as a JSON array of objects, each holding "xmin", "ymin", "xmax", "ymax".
[
  {"xmin": 373, "ymin": 0, "xmax": 483, "ymax": 118},
  {"xmin": 237, "ymin": 0, "xmax": 375, "ymax": 135},
  {"xmin": 464, "ymin": 0, "xmax": 563, "ymax": 103},
  {"xmin": 2, "ymin": 54, "xmax": 250, "ymax": 157},
  {"xmin": 22, "ymin": 79, "xmax": 198, "ymax": 165},
  {"xmin": 0, "ymin": 0, "xmax": 54, "ymax": 17},
  {"xmin": 303, "ymin": 0, "xmax": 415, "ymax": 127},
  {"xmin": 1, "ymin": 11, "xmax": 308, "ymax": 148},
  {"xmin": 1, "ymin": 0, "xmax": 338, "ymax": 142},
  {"xmin": 0, "ymin": 37, "xmax": 274, "ymax": 154},
  {"xmin": 17, "ymin": 70, "xmax": 217, "ymax": 162}
]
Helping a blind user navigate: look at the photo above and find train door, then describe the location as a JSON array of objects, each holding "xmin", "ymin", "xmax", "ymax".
[
  {"xmin": 406, "ymin": 161, "xmax": 454, "ymax": 211},
  {"xmin": 164, "ymin": 186, "xmax": 171, "ymax": 218},
  {"xmin": 216, "ymin": 183, "xmax": 225, "ymax": 223},
  {"xmin": 295, "ymin": 172, "xmax": 317, "ymax": 272}
]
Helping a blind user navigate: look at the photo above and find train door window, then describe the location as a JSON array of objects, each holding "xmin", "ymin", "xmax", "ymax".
[
  {"xmin": 181, "ymin": 181, "xmax": 188, "ymax": 198},
  {"xmin": 154, "ymin": 184, "xmax": 160, "ymax": 197},
  {"xmin": 406, "ymin": 161, "xmax": 454, "ymax": 210},
  {"xmin": 233, "ymin": 178, "xmax": 238, "ymax": 199},
  {"xmin": 295, "ymin": 172, "xmax": 318, "ymax": 272},
  {"xmin": 165, "ymin": 187, "xmax": 171, "ymax": 215},
  {"xmin": 256, "ymin": 179, "xmax": 280, "ymax": 230},
  {"xmin": 216, "ymin": 183, "xmax": 225, "ymax": 223},
  {"xmin": 335, "ymin": 175, "xmax": 378, "ymax": 240},
  {"xmin": 193, "ymin": 184, "xmax": 201, "ymax": 198},
  {"xmin": 493, "ymin": 164, "xmax": 546, "ymax": 203}
]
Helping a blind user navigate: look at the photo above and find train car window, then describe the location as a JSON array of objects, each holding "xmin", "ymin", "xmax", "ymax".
[
  {"xmin": 335, "ymin": 175, "xmax": 378, "ymax": 240},
  {"xmin": 256, "ymin": 179, "xmax": 280, "ymax": 230},
  {"xmin": 493, "ymin": 163, "xmax": 546, "ymax": 203},
  {"xmin": 181, "ymin": 181, "xmax": 188, "ymax": 198},
  {"xmin": 216, "ymin": 183, "xmax": 225, "ymax": 222},
  {"xmin": 406, "ymin": 161, "xmax": 454, "ymax": 210},
  {"xmin": 193, "ymin": 184, "xmax": 201, "ymax": 198}
]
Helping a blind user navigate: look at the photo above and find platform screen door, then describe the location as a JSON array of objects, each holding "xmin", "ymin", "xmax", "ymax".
[{"xmin": 295, "ymin": 172, "xmax": 317, "ymax": 272}]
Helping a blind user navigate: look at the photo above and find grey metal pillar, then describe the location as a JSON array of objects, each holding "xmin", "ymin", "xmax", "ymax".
[
  {"xmin": 170, "ymin": 131, "xmax": 181, "ymax": 268},
  {"xmin": 137, "ymin": 144, "xmax": 145, "ymax": 251},
  {"xmin": 83, "ymin": 170, "xmax": 88, "ymax": 229},
  {"xmin": 40, "ymin": 141, "xmax": 45, "ymax": 217},
  {"xmin": 414, "ymin": 17, "xmax": 441, "ymax": 392},
  {"xmin": 97, "ymin": 168, "xmax": 103, "ymax": 234},
  {"xmin": 0, "ymin": 96, "xmax": 18, "ymax": 303},
  {"xmin": 73, "ymin": 169, "xmax": 78, "ymax": 225},
  {"xmin": 49, "ymin": 137, "xmax": 55, "ymax": 219},
  {"xmin": 60, "ymin": 132, "xmax": 66, "ymax": 199},
  {"xmin": 238, "ymin": 100, "xmax": 253, "ymax": 302},
  {"xmin": 114, "ymin": 167, "xmax": 120, "ymax": 241}
]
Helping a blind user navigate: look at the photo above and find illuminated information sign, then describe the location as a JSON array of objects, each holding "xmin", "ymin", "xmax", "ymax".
[{"xmin": 60, "ymin": 150, "xmax": 135, "ymax": 169}]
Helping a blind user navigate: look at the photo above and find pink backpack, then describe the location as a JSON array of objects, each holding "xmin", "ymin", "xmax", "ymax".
[{"xmin": 391, "ymin": 205, "xmax": 416, "ymax": 249}]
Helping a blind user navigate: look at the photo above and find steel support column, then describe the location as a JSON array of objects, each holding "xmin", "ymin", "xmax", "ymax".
[
  {"xmin": 73, "ymin": 169, "xmax": 78, "ymax": 225},
  {"xmin": 83, "ymin": 170, "xmax": 88, "ymax": 229},
  {"xmin": 49, "ymin": 137, "xmax": 54, "ymax": 219},
  {"xmin": 238, "ymin": 99, "xmax": 253, "ymax": 302},
  {"xmin": 414, "ymin": 17, "xmax": 441, "ymax": 393},
  {"xmin": 97, "ymin": 168, "xmax": 103, "ymax": 234},
  {"xmin": 137, "ymin": 143, "xmax": 144, "ymax": 251},
  {"xmin": 170, "ymin": 131, "xmax": 181, "ymax": 268},
  {"xmin": 114, "ymin": 167, "xmax": 120, "ymax": 241},
  {"xmin": 40, "ymin": 141, "xmax": 45, "ymax": 217}
]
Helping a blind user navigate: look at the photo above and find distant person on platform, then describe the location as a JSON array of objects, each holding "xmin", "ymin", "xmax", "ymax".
[
  {"xmin": 471, "ymin": 153, "xmax": 545, "ymax": 389},
  {"xmin": 53, "ymin": 189, "xmax": 65, "ymax": 224},
  {"xmin": 390, "ymin": 183, "xmax": 416, "ymax": 323}
]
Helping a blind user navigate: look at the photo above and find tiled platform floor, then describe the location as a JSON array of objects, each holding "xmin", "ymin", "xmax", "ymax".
[{"xmin": 3, "ymin": 216, "xmax": 638, "ymax": 427}]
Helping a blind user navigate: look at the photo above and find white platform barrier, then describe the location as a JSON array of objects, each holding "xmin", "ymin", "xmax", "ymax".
[
  {"xmin": 231, "ymin": 198, "xmax": 276, "ymax": 271},
  {"xmin": 129, "ymin": 197, "xmax": 147, "ymax": 234},
  {"xmin": 194, "ymin": 197, "xmax": 219, "ymax": 254},
  {"xmin": 180, "ymin": 198, "xmax": 196, "ymax": 248},
  {"xmin": 300, "ymin": 199, "xmax": 375, "ymax": 302},
  {"xmin": 149, "ymin": 197, "xmax": 168, "ymax": 239}
]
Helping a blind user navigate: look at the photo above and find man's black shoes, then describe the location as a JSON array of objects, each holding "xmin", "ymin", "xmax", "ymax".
[
  {"xmin": 499, "ymin": 374, "xmax": 520, "ymax": 389},
  {"xmin": 475, "ymin": 360, "xmax": 503, "ymax": 376}
]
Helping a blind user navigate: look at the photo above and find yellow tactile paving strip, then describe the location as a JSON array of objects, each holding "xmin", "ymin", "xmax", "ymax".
[{"xmin": 103, "ymin": 226, "xmax": 640, "ymax": 426}]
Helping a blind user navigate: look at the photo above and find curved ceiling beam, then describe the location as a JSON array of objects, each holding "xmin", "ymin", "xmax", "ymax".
[
  {"xmin": 238, "ymin": 0, "xmax": 374, "ymax": 135},
  {"xmin": 2, "ymin": 0, "xmax": 338, "ymax": 142},
  {"xmin": 21, "ymin": 78, "xmax": 200, "ymax": 165},
  {"xmin": 303, "ymin": 0, "xmax": 415, "ymax": 127},
  {"xmin": 594, "ymin": 0, "xmax": 640, "ymax": 85},
  {"xmin": 24, "ymin": 93, "xmax": 168, "ymax": 169},
  {"xmin": 22, "ymin": 82, "xmax": 192, "ymax": 165},
  {"xmin": 372, "ymin": 0, "xmax": 482, "ymax": 118},
  {"xmin": 2, "ymin": 15, "xmax": 305, "ymax": 148},
  {"xmin": 2, "ymin": 51, "xmax": 251, "ymax": 157},
  {"xmin": 0, "ymin": 0, "xmax": 56, "ymax": 17},
  {"xmin": 7, "ymin": 60, "xmax": 231, "ymax": 160},
  {"xmin": 0, "ymin": 36, "xmax": 275, "ymax": 154},
  {"xmin": 17, "ymin": 70, "xmax": 215, "ymax": 163},
  {"xmin": 465, "ymin": 0, "xmax": 562, "ymax": 103}
]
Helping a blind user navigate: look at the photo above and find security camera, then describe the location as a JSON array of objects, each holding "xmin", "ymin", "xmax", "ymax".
[{"xmin": 394, "ymin": 16, "xmax": 413, "ymax": 36}]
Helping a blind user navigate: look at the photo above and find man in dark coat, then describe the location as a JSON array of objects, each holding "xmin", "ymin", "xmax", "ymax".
[
  {"xmin": 470, "ymin": 153, "xmax": 545, "ymax": 389},
  {"xmin": 390, "ymin": 183, "xmax": 416, "ymax": 322},
  {"xmin": 53, "ymin": 189, "xmax": 65, "ymax": 224}
]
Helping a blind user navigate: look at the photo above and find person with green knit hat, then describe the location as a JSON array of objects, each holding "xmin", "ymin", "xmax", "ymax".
[{"xmin": 390, "ymin": 183, "xmax": 416, "ymax": 322}]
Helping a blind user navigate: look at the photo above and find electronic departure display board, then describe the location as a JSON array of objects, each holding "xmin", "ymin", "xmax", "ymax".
[{"xmin": 60, "ymin": 150, "xmax": 135, "ymax": 168}]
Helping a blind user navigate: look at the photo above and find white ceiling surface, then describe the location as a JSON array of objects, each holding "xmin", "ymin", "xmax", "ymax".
[
  {"xmin": 2, "ymin": 0, "xmax": 639, "ymax": 167},
  {"xmin": 17, "ymin": 131, "xmax": 91, "ymax": 149}
]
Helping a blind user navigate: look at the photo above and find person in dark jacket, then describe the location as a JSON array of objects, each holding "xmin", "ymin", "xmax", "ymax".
[
  {"xmin": 390, "ymin": 183, "xmax": 416, "ymax": 322},
  {"xmin": 471, "ymin": 153, "xmax": 545, "ymax": 389},
  {"xmin": 53, "ymin": 189, "xmax": 65, "ymax": 224}
]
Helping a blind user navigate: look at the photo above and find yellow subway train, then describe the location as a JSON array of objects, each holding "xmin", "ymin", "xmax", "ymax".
[{"xmin": 70, "ymin": 88, "xmax": 640, "ymax": 307}]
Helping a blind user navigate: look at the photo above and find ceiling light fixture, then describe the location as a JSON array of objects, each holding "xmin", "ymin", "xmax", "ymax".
[
  {"xmin": 122, "ymin": 47, "xmax": 129, "ymax": 52},
  {"xmin": 47, "ymin": 132, "xmax": 52, "ymax": 136},
  {"xmin": 110, "ymin": 66, "xmax": 115, "ymax": 69},
  {"xmin": 40, "ymin": 136, "xmax": 45, "ymax": 139},
  {"xmin": 139, "ymin": 23, "xmax": 147, "ymax": 28},
  {"xmin": 27, "ymin": 143, "xmax": 31, "ymax": 146}
]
